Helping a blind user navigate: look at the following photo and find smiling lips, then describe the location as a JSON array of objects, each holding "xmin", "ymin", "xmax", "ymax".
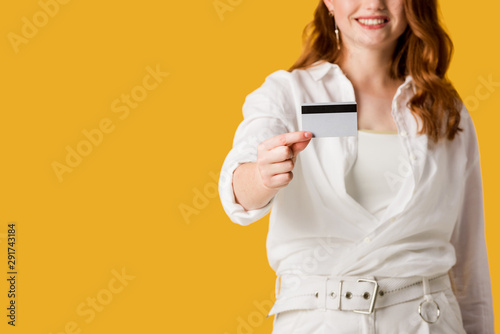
[{"xmin": 355, "ymin": 16, "xmax": 390, "ymax": 29}]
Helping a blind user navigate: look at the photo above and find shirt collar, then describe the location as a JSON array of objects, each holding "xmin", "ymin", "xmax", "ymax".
[
  {"xmin": 306, "ymin": 60, "xmax": 415, "ymax": 92},
  {"xmin": 307, "ymin": 60, "xmax": 339, "ymax": 81}
]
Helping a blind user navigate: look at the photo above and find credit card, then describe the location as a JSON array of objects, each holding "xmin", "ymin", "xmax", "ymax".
[{"xmin": 301, "ymin": 102, "xmax": 357, "ymax": 137}]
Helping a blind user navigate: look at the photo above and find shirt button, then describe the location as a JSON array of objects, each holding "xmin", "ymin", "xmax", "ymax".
[
  {"xmin": 409, "ymin": 153, "xmax": 417, "ymax": 161},
  {"xmin": 400, "ymin": 130, "xmax": 408, "ymax": 137},
  {"xmin": 389, "ymin": 217, "xmax": 396, "ymax": 223},
  {"xmin": 363, "ymin": 237, "xmax": 371, "ymax": 244}
]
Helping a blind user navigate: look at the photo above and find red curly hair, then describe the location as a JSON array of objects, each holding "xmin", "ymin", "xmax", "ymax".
[{"xmin": 289, "ymin": 0, "xmax": 462, "ymax": 142}]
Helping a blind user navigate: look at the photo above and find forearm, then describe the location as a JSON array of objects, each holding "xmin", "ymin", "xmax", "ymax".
[{"xmin": 232, "ymin": 162, "xmax": 279, "ymax": 211}]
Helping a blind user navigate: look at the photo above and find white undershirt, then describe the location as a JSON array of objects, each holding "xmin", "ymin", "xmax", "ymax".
[{"xmin": 345, "ymin": 130, "xmax": 409, "ymax": 220}]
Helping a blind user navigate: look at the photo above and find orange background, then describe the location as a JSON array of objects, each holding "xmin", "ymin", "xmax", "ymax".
[{"xmin": 0, "ymin": 0, "xmax": 499, "ymax": 333}]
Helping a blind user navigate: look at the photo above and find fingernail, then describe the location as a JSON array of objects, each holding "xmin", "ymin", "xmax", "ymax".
[{"xmin": 304, "ymin": 132, "xmax": 311, "ymax": 138}]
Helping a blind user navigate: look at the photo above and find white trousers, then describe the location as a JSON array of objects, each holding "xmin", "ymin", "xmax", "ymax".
[{"xmin": 271, "ymin": 277, "xmax": 465, "ymax": 334}]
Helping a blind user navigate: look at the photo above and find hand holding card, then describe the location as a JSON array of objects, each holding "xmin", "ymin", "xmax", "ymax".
[
  {"xmin": 256, "ymin": 131, "xmax": 312, "ymax": 190},
  {"xmin": 302, "ymin": 102, "xmax": 358, "ymax": 137}
]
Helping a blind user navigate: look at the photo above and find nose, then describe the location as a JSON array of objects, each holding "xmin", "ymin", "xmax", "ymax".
[{"xmin": 363, "ymin": 0, "xmax": 387, "ymax": 11}]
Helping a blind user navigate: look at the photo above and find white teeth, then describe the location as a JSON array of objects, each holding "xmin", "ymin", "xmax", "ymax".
[{"xmin": 358, "ymin": 18, "xmax": 386, "ymax": 25}]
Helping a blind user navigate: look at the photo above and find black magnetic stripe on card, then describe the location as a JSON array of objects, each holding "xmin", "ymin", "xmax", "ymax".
[{"xmin": 302, "ymin": 104, "xmax": 357, "ymax": 114}]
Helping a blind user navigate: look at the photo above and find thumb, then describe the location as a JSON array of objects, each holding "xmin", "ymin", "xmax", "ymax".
[{"xmin": 290, "ymin": 137, "xmax": 312, "ymax": 157}]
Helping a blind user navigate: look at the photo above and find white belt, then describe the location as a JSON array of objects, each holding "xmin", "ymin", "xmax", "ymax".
[{"xmin": 268, "ymin": 273, "xmax": 450, "ymax": 316}]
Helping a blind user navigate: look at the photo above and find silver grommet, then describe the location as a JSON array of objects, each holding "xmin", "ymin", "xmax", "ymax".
[
  {"xmin": 345, "ymin": 292, "xmax": 353, "ymax": 299},
  {"xmin": 378, "ymin": 290, "xmax": 385, "ymax": 297},
  {"xmin": 315, "ymin": 291, "xmax": 319, "ymax": 298},
  {"xmin": 418, "ymin": 299, "xmax": 440, "ymax": 324},
  {"xmin": 363, "ymin": 292, "xmax": 370, "ymax": 300},
  {"xmin": 330, "ymin": 291, "xmax": 336, "ymax": 298}
]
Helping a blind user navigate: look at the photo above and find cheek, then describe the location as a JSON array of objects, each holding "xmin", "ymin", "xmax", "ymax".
[
  {"xmin": 331, "ymin": 0, "xmax": 354, "ymax": 17},
  {"xmin": 391, "ymin": 2, "xmax": 408, "ymax": 32},
  {"xmin": 395, "ymin": 16, "xmax": 408, "ymax": 34},
  {"xmin": 395, "ymin": 1, "xmax": 406, "ymax": 19},
  {"xmin": 331, "ymin": 3, "xmax": 355, "ymax": 29}
]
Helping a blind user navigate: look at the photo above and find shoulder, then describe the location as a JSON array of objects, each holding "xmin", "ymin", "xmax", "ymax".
[
  {"xmin": 453, "ymin": 101, "xmax": 481, "ymax": 164},
  {"xmin": 243, "ymin": 69, "xmax": 293, "ymax": 105},
  {"xmin": 457, "ymin": 101, "xmax": 477, "ymax": 141},
  {"xmin": 261, "ymin": 61, "xmax": 340, "ymax": 87}
]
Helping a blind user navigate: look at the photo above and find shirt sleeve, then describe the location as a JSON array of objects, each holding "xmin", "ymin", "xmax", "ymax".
[
  {"xmin": 449, "ymin": 106, "xmax": 494, "ymax": 333},
  {"xmin": 218, "ymin": 70, "xmax": 295, "ymax": 226}
]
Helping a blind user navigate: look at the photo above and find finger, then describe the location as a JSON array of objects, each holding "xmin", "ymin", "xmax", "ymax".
[
  {"xmin": 270, "ymin": 145, "xmax": 294, "ymax": 162},
  {"xmin": 261, "ymin": 131, "xmax": 312, "ymax": 151},
  {"xmin": 258, "ymin": 145, "xmax": 292, "ymax": 165},
  {"xmin": 290, "ymin": 138, "xmax": 312, "ymax": 157},
  {"xmin": 264, "ymin": 172, "xmax": 294, "ymax": 189},
  {"xmin": 267, "ymin": 160, "xmax": 295, "ymax": 176}
]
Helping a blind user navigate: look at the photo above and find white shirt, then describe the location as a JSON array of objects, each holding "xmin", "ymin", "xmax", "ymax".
[
  {"xmin": 345, "ymin": 131, "xmax": 407, "ymax": 220},
  {"xmin": 218, "ymin": 61, "xmax": 493, "ymax": 333}
]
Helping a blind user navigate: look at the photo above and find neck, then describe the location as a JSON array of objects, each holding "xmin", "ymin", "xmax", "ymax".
[{"xmin": 337, "ymin": 43, "xmax": 399, "ymax": 89}]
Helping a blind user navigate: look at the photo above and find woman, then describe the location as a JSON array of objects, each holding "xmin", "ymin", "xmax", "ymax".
[{"xmin": 219, "ymin": 0, "xmax": 494, "ymax": 332}]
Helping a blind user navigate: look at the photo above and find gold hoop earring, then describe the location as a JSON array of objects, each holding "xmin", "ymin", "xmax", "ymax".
[{"xmin": 329, "ymin": 10, "xmax": 341, "ymax": 50}]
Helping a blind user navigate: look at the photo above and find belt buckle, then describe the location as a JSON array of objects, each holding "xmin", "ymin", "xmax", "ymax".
[{"xmin": 353, "ymin": 279, "xmax": 379, "ymax": 315}]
